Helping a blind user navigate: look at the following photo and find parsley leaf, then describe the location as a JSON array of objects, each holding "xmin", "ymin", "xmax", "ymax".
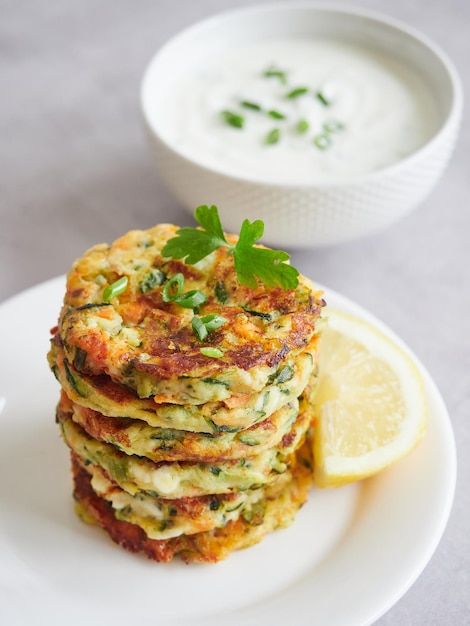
[
  {"xmin": 162, "ymin": 205, "xmax": 228, "ymax": 264},
  {"xmin": 234, "ymin": 219, "xmax": 299, "ymax": 289},
  {"xmin": 162, "ymin": 205, "xmax": 299, "ymax": 290}
]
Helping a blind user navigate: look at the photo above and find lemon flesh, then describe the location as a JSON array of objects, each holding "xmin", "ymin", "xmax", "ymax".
[{"xmin": 314, "ymin": 309, "xmax": 427, "ymax": 488}]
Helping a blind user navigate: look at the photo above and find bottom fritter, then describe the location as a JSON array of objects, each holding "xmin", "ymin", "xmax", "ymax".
[{"xmin": 71, "ymin": 439, "xmax": 314, "ymax": 563}]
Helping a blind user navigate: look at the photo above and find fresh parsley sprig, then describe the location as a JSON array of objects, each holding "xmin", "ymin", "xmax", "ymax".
[{"xmin": 162, "ymin": 205, "xmax": 299, "ymax": 290}]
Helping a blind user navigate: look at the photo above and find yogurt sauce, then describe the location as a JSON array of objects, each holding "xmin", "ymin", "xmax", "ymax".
[{"xmin": 157, "ymin": 38, "xmax": 439, "ymax": 184}]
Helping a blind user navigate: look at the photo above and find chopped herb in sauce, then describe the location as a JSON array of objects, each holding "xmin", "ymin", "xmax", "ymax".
[
  {"xmin": 286, "ymin": 87, "xmax": 309, "ymax": 99},
  {"xmin": 221, "ymin": 110, "xmax": 244, "ymax": 128},
  {"xmin": 323, "ymin": 119, "xmax": 345, "ymax": 133},
  {"xmin": 268, "ymin": 109, "xmax": 286, "ymax": 120},
  {"xmin": 313, "ymin": 133, "xmax": 332, "ymax": 150},
  {"xmin": 263, "ymin": 66, "xmax": 288, "ymax": 84},
  {"xmin": 265, "ymin": 128, "xmax": 281, "ymax": 145},
  {"xmin": 296, "ymin": 119, "xmax": 309, "ymax": 133},
  {"xmin": 217, "ymin": 66, "xmax": 345, "ymax": 153},
  {"xmin": 316, "ymin": 91, "xmax": 330, "ymax": 107},
  {"xmin": 240, "ymin": 100, "xmax": 262, "ymax": 111}
]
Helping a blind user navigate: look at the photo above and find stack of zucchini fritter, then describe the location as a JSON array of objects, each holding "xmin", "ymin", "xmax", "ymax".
[{"xmin": 48, "ymin": 222, "xmax": 324, "ymax": 562}]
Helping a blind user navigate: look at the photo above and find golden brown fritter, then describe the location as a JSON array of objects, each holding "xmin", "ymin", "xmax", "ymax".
[
  {"xmin": 48, "ymin": 337, "xmax": 318, "ymax": 431},
  {"xmin": 56, "ymin": 224, "xmax": 323, "ymax": 402},
  {"xmin": 49, "ymin": 219, "xmax": 324, "ymax": 563},
  {"xmin": 57, "ymin": 389, "xmax": 311, "ymax": 463},
  {"xmin": 75, "ymin": 454, "xmax": 292, "ymax": 540},
  {"xmin": 57, "ymin": 399, "xmax": 313, "ymax": 498},
  {"xmin": 71, "ymin": 437, "xmax": 314, "ymax": 563}
]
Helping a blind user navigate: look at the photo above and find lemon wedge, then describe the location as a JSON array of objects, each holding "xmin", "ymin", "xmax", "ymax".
[{"xmin": 314, "ymin": 308, "xmax": 427, "ymax": 488}]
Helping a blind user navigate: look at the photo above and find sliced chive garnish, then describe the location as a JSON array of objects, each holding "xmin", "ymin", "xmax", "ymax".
[
  {"xmin": 103, "ymin": 276, "xmax": 128, "ymax": 302},
  {"xmin": 286, "ymin": 87, "xmax": 309, "ymax": 99},
  {"xmin": 268, "ymin": 110, "xmax": 286, "ymax": 120},
  {"xmin": 313, "ymin": 134, "xmax": 332, "ymax": 150},
  {"xmin": 200, "ymin": 314, "xmax": 227, "ymax": 332},
  {"xmin": 192, "ymin": 314, "xmax": 227, "ymax": 341},
  {"xmin": 175, "ymin": 289, "xmax": 208, "ymax": 309},
  {"xmin": 162, "ymin": 273, "xmax": 184, "ymax": 302},
  {"xmin": 240, "ymin": 100, "xmax": 262, "ymax": 112},
  {"xmin": 263, "ymin": 66, "xmax": 287, "ymax": 84},
  {"xmin": 221, "ymin": 110, "xmax": 244, "ymax": 128},
  {"xmin": 200, "ymin": 347, "xmax": 224, "ymax": 358},
  {"xmin": 296, "ymin": 119, "xmax": 309, "ymax": 134},
  {"xmin": 264, "ymin": 128, "xmax": 280, "ymax": 145},
  {"xmin": 323, "ymin": 120, "xmax": 345, "ymax": 133},
  {"xmin": 192, "ymin": 316, "xmax": 207, "ymax": 341},
  {"xmin": 316, "ymin": 91, "xmax": 330, "ymax": 107}
]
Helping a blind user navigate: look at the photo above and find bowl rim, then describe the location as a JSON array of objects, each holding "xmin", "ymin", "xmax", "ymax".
[{"xmin": 140, "ymin": 2, "xmax": 464, "ymax": 190}]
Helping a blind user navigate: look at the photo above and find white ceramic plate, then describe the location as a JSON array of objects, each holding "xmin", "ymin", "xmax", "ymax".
[{"xmin": 0, "ymin": 276, "xmax": 456, "ymax": 626}]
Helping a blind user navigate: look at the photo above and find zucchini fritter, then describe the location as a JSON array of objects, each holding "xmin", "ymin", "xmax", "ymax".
[
  {"xmin": 58, "ymin": 402, "xmax": 313, "ymax": 498},
  {"xmin": 71, "ymin": 436, "xmax": 314, "ymax": 563},
  {"xmin": 49, "ymin": 338, "xmax": 318, "ymax": 431},
  {"xmin": 49, "ymin": 220, "xmax": 324, "ymax": 562},
  {"xmin": 57, "ymin": 224, "xmax": 323, "ymax": 402}
]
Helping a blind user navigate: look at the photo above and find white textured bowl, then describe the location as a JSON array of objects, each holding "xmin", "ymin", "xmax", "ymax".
[{"xmin": 141, "ymin": 4, "xmax": 462, "ymax": 248}]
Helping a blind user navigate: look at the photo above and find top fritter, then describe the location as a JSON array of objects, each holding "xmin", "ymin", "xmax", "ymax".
[{"xmin": 56, "ymin": 219, "xmax": 324, "ymax": 404}]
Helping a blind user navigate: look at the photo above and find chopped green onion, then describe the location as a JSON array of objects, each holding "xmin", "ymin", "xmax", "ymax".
[
  {"xmin": 263, "ymin": 66, "xmax": 287, "ymax": 84},
  {"xmin": 221, "ymin": 110, "xmax": 244, "ymax": 128},
  {"xmin": 240, "ymin": 100, "xmax": 262, "ymax": 111},
  {"xmin": 268, "ymin": 110, "xmax": 286, "ymax": 120},
  {"xmin": 192, "ymin": 316, "xmax": 208, "ymax": 341},
  {"xmin": 162, "ymin": 273, "xmax": 184, "ymax": 302},
  {"xmin": 200, "ymin": 314, "xmax": 228, "ymax": 332},
  {"xmin": 313, "ymin": 134, "xmax": 332, "ymax": 150},
  {"xmin": 323, "ymin": 120, "xmax": 345, "ymax": 133},
  {"xmin": 200, "ymin": 347, "xmax": 224, "ymax": 358},
  {"xmin": 316, "ymin": 91, "xmax": 330, "ymax": 107},
  {"xmin": 192, "ymin": 313, "xmax": 228, "ymax": 340},
  {"xmin": 286, "ymin": 87, "xmax": 309, "ymax": 99},
  {"xmin": 175, "ymin": 289, "xmax": 208, "ymax": 309},
  {"xmin": 296, "ymin": 119, "xmax": 309, "ymax": 133},
  {"xmin": 103, "ymin": 276, "xmax": 128, "ymax": 302},
  {"xmin": 265, "ymin": 128, "xmax": 281, "ymax": 145}
]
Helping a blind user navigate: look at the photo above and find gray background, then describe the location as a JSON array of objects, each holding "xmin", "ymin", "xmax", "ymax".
[{"xmin": 1, "ymin": 0, "xmax": 469, "ymax": 623}]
